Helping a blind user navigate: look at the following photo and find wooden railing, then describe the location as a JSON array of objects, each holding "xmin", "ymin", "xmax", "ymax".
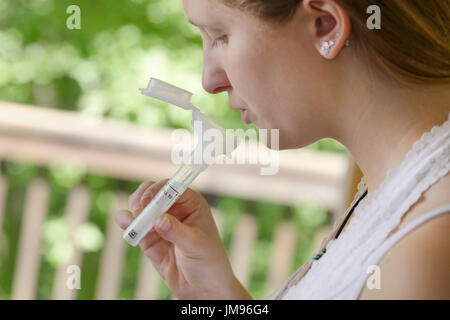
[{"xmin": 0, "ymin": 101, "xmax": 360, "ymax": 299}]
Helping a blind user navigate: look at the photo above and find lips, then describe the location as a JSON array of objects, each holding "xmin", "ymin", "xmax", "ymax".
[
  {"xmin": 229, "ymin": 104, "xmax": 245, "ymax": 111},
  {"xmin": 241, "ymin": 109, "xmax": 251, "ymax": 124},
  {"xmin": 229, "ymin": 101, "xmax": 250, "ymax": 124}
]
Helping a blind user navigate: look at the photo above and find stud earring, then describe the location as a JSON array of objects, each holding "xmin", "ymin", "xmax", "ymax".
[
  {"xmin": 320, "ymin": 40, "xmax": 334, "ymax": 56},
  {"xmin": 320, "ymin": 32, "xmax": 340, "ymax": 57},
  {"xmin": 320, "ymin": 33, "xmax": 351, "ymax": 57},
  {"xmin": 338, "ymin": 32, "xmax": 351, "ymax": 47}
]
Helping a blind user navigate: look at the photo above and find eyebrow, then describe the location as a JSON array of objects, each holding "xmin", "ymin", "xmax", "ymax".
[
  {"xmin": 188, "ymin": 19, "xmax": 224, "ymax": 34},
  {"xmin": 188, "ymin": 19, "xmax": 216, "ymax": 28}
]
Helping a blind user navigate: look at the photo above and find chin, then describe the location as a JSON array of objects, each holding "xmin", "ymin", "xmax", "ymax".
[
  {"xmin": 259, "ymin": 131, "xmax": 292, "ymax": 151},
  {"xmin": 254, "ymin": 121, "xmax": 303, "ymax": 150}
]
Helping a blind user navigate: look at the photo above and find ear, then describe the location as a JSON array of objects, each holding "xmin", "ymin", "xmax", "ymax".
[{"xmin": 302, "ymin": 0, "xmax": 351, "ymax": 59}]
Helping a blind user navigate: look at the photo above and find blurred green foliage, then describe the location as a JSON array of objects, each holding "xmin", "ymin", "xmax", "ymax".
[
  {"xmin": 0, "ymin": 0, "xmax": 344, "ymax": 300},
  {"xmin": 0, "ymin": 0, "xmax": 256, "ymax": 132}
]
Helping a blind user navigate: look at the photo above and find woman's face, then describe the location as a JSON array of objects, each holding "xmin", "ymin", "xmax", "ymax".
[{"xmin": 182, "ymin": 0, "xmax": 338, "ymax": 149}]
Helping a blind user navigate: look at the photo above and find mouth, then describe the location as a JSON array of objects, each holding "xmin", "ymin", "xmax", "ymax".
[
  {"xmin": 229, "ymin": 104, "xmax": 245, "ymax": 111},
  {"xmin": 229, "ymin": 102, "xmax": 251, "ymax": 124},
  {"xmin": 241, "ymin": 109, "xmax": 250, "ymax": 124}
]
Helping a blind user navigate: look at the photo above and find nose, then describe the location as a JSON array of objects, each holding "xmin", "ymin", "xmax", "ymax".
[{"xmin": 202, "ymin": 51, "xmax": 231, "ymax": 94}]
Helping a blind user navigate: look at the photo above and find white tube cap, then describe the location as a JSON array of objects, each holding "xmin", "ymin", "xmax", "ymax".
[{"xmin": 140, "ymin": 77, "xmax": 241, "ymax": 159}]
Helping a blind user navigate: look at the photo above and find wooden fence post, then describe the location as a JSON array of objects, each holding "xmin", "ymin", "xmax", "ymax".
[
  {"xmin": 95, "ymin": 192, "xmax": 127, "ymax": 300},
  {"xmin": 134, "ymin": 253, "xmax": 161, "ymax": 300},
  {"xmin": 52, "ymin": 186, "xmax": 90, "ymax": 299},
  {"xmin": 265, "ymin": 220, "xmax": 297, "ymax": 296},
  {"xmin": 0, "ymin": 171, "xmax": 7, "ymax": 244},
  {"xmin": 229, "ymin": 214, "xmax": 259, "ymax": 289},
  {"xmin": 12, "ymin": 179, "xmax": 50, "ymax": 299}
]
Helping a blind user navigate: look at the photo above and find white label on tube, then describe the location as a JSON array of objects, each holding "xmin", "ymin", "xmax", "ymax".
[{"xmin": 155, "ymin": 180, "xmax": 184, "ymax": 211}]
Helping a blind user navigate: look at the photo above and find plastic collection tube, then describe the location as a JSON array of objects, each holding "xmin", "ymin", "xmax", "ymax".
[
  {"xmin": 123, "ymin": 152, "xmax": 207, "ymax": 246},
  {"xmin": 123, "ymin": 78, "xmax": 240, "ymax": 246}
]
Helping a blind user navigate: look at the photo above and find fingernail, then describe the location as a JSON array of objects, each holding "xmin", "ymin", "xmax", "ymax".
[
  {"xmin": 156, "ymin": 215, "xmax": 170, "ymax": 231},
  {"xmin": 140, "ymin": 188, "xmax": 155, "ymax": 206},
  {"xmin": 115, "ymin": 211, "xmax": 131, "ymax": 228},
  {"xmin": 131, "ymin": 201, "xmax": 141, "ymax": 213},
  {"xmin": 119, "ymin": 216, "xmax": 130, "ymax": 227}
]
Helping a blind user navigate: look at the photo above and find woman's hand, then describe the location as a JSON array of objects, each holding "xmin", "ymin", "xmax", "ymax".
[{"xmin": 115, "ymin": 179, "xmax": 253, "ymax": 300}]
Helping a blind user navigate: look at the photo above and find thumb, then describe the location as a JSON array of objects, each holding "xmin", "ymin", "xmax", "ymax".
[{"xmin": 154, "ymin": 213, "xmax": 206, "ymax": 258}]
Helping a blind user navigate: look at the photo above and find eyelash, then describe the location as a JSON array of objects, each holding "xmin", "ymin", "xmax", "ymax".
[{"xmin": 212, "ymin": 35, "xmax": 228, "ymax": 48}]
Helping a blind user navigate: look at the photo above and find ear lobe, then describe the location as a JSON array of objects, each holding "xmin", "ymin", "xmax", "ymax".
[{"xmin": 303, "ymin": 0, "xmax": 352, "ymax": 59}]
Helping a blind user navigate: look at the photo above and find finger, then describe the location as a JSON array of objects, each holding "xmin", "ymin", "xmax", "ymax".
[
  {"xmin": 153, "ymin": 213, "xmax": 207, "ymax": 259},
  {"xmin": 137, "ymin": 223, "xmax": 173, "ymax": 270},
  {"xmin": 128, "ymin": 180, "xmax": 155, "ymax": 212},
  {"xmin": 115, "ymin": 209, "xmax": 134, "ymax": 230},
  {"xmin": 131, "ymin": 179, "xmax": 170, "ymax": 218},
  {"xmin": 141, "ymin": 237, "xmax": 172, "ymax": 272},
  {"xmin": 115, "ymin": 208, "xmax": 163, "ymax": 249},
  {"xmin": 139, "ymin": 179, "xmax": 169, "ymax": 209},
  {"xmin": 115, "ymin": 208, "xmax": 171, "ymax": 269},
  {"xmin": 139, "ymin": 181, "xmax": 207, "ymax": 226},
  {"xmin": 166, "ymin": 187, "xmax": 206, "ymax": 223}
]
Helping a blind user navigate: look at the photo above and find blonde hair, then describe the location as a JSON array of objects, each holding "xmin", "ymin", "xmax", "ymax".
[{"xmin": 222, "ymin": 0, "xmax": 450, "ymax": 88}]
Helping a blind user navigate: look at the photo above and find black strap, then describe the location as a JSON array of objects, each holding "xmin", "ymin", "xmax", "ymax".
[{"xmin": 334, "ymin": 188, "xmax": 368, "ymax": 239}]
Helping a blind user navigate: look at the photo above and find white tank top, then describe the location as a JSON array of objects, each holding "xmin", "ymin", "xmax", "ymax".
[{"xmin": 271, "ymin": 111, "xmax": 450, "ymax": 300}]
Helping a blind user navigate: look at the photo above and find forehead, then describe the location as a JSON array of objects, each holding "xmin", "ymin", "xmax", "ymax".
[
  {"xmin": 182, "ymin": 0, "xmax": 268, "ymax": 31},
  {"xmin": 182, "ymin": 0, "xmax": 226, "ymax": 23}
]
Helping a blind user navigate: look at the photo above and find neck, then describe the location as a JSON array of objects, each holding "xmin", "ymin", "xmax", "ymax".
[{"xmin": 331, "ymin": 76, "xmax": 449, "ymax": 194}]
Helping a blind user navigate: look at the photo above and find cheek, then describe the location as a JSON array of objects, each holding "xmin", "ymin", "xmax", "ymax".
[{"xmin": 225, "ymin": 39, "xmax": 291, "ymax": 129}]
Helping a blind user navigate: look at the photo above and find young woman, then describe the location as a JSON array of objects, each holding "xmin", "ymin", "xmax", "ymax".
[{"xmin": 116, "ymin": 0, "xmax": 450, "ymax": 299}]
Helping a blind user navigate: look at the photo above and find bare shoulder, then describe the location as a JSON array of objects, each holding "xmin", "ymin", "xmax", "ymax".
[
  {"xmin": 359, "ymin": 214, "xmax": 450, "ymax": 299},
  {"xmin": 359, "ymin": 174, "xmax": 450, "ymax": 299}
]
